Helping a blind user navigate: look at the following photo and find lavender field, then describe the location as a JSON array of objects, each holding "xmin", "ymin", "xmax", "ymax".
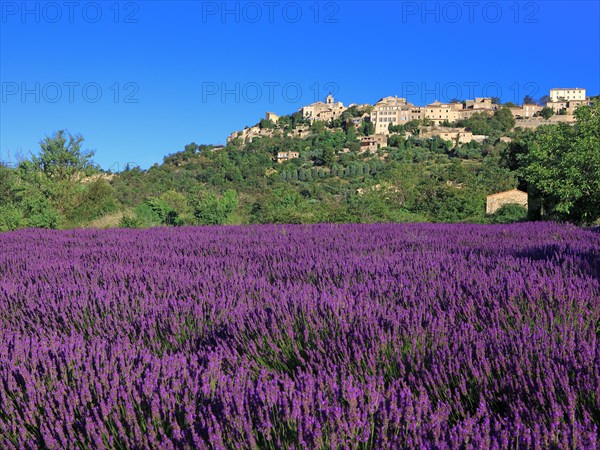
[{"xmin": 0, "ymin": 223, "xmax": 599, "ymax": 449}]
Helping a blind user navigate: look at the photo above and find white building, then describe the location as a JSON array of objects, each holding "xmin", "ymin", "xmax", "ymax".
[{"xmin": 549, "ymin": 88, "xmax": 586, "ymax": 102}]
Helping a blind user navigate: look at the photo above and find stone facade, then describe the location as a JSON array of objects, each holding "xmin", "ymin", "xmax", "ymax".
[
  {"xmin": 423, "ymin": 101, "xmax": 463, "ymax": 126},
  {"xmin": 370, "ymin": 96, "xmax": 422, "ymax": 134},
  {"xmin": 300, "ymin": 95, "xmax": 346, "ymax": 122},
  {"xmin": 359, "ymin": 134, "xmax": 387, "ymax": 153},
  {"xmin": 546, "ymin": 99, "xmax": 593, "ymax": 115},
  {"xmin": 464, "ymin": 97, "xmax": 496, "ymax": 110},
  {"xmin": 508, "ymin": 104, "xmax": 543, "ymax": 118},
  {"xmin": 420, "ymin": 127, "xmax": 474, "ymax": 145},
  {"xmin": 227, "ymin": 126, "xmax": 275, "ymax": 144},
  {"xmin": 265, "ymin": 112, "xmax": 279, "ymax": 123},
  {"xmin": 514, "ymin": 114, "xmax": 577, "ymax": 129},
  {"xmin": 486, "ymin": 189, "xmax": 528, "ymax": 214}
]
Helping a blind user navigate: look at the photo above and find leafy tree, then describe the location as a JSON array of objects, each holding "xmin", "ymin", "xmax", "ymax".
[
  {"xmin": 251, "ymin": 187, "xmax": 315, "ymax": 224},
  {"xmin": 259, "ymin": 119, "xmax": 275, "ymax": 129},
  {"xmin": 388, "ymin": 134, "xmax": 405, "ymax": 149},
  {"xmin": 22, "ymin": 131, "xmax": 99, "ymax": 219},
  {"xmin": 490, "ymin": 204, "xmax": 527, "ymax": 224},
  {"xmin": 388, "ymin": 123, "xmax": 405, "ymax": 134},
  {"xmin": 0, "ymin": 164, "xmax": 18, "ymax": 205},
  {"xmin": 493, "ymin": 108, "xmax": 515, "ymax": 132},
  {"xmin": 192, "ymin": 189, "xmax": 238, "ymax": 225},
  {"xmin": 68, "ymin": 178, "xmax": 120, "ymax": 224},
  {"xmin": 404, "ymin": 120, "xmax": 421, "ymax": 135},
  {"xmin": 321, "ymin": 147, "xmax": 335, "ymax": 167},
  {"xmin": 32, "ymin": 130, "xmax": 96, "ymax": 181},
  {"xmin": 0, "ymin": 204, "xmax": 24, "ymax": 231},
  {"xmin": 345, "ymin": 125, "xmax": 358, "ymax": 143},
  {"xmin": 120, "ymin": 202, "xmax": 163, "ymax": 228},
  {"xmin": 310, "ymin": 121, "xmax": 326, "ymax": 133},
  {"xmin": 521, "ymin": 102, "xmax": 600, "ymax": 223},
  {"xmin": 15, "ymin": 186, "xmax": 60, "ymax": 229},
  {"xmin": 159, "ymin": 190, "xmax": 192, "ymax": 221},
  {"xmin": 539, "ymin": 95, "xmax": 550, "ymax": 106},
  {"xmin": 539, "ymin": 107, "xmax": 555, "ymax": 120},
  {"xmin": 500, "ymin": 129, "xmax": 536, "ymax": 172},
  {"xmin": 360, "ymin": 121, "xmax": 375, "ymax": 136},
  {"xmin": 523, "ymin": 95, "xmax": 536, "ymax": 105}
]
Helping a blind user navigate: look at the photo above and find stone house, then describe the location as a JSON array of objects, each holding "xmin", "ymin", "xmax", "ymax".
[
  {"xmin": 463, "ymin": 97, "xmax": 496, "ymax": 110},
  {"xmin": 509, "ymin": 104, "xmax": 543, "ymax": 118},
  {"xmin": 359, "ymin": 134, "xmax": 387, "ymax": 153},
  {"xmin": 486, "ymin": 189, "xmax": 528, "ymax": 214}
]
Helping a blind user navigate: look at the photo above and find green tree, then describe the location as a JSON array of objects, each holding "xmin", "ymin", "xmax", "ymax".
[
  {"xmin": 310, "ymin": 121, "xmax": 326, "ymax": 133},
  {"xmin": 192, "ymin": 189, "xmax": 238, "ymax": 225},
  {"xmin": 523, "ymin": 95, "xmax": 536, "ymax": 105},
  {"xmin": 33, "ymin": 130, "xmax": 96, "ymax": 181},
  {"xmin": 23, "ymin": 130, "xmax": 98, "ymax": 219},
  {"xmin": 404, "ymin": 120, "xmax": 420, "ymax": 135},
  {"xmin": 539, "ymin": 107, "xmax": 555, "ymax": 120},
  {"xmin": 539, "ymin": 95, "xmax": 550, "ymax": 106},
  {"xmin": 251, "ymin": 188, "xmax": 315, "ymax": 224},
  {"xmin": 521, "ymin": 102, "xmax": 600, "ymax": 223},
  {"xmin": 69, "ymin": 178, "xmax": 120, "ymax": 224},
  {"xmin": 259, "ymin": 119, "xmax": 275, "ymax": 129},
  {"xmin": 0, "ymin": 204, "xmax": 24, "ymax": 231},
  {"xmin": 360, "ymin": 121, "xmax": 375, "ymax": 136},
  {"xmin": 490, "ymin": 204, "xmax": 528, "ymax": 224},
  {"xmin": 493, "ymin": 108, "xmax": 515, "ymax": 132}
]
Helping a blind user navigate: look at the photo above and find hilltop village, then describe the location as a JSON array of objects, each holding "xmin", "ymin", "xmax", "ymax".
[
  {"xmin": 1, "ymin": 87, "xmax": 597, "ymax": 231},
  {"xmin": 227, "ymin": 88, "xmax": 592, "ymax": 161}
]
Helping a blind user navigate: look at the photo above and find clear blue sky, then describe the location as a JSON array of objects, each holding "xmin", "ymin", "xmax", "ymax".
[{"xmin": 1, "ymin": 0, "xmax": 599, "ymax": 170}]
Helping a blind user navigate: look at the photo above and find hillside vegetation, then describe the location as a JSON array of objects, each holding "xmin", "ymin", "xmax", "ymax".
[{"xmin": 0, "ymin": 102, "xmax": 598, "ymax": 230}]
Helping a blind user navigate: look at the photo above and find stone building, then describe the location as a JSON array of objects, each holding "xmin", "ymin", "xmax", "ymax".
[
  {"xmin": 464, "ymin": 97, "xmax": 496, "ymax": 110},
  {"xmin": 300, "ymin": 95, "xmax": 346, "ymax": 122},
  {"xmin": 359, "ymin": 134, "xmax": 387, "ymax": 153},
  {"xmin": 420, "ymin": 127, "xmax": 474, "ymax": 145},
  {"xmin": 546, "ymin": 98, "xmax": 593, "ymax": 115},
  {"xmin": 423, "ymin": 101, "xmax": 464, "ymax": 126},
  {"xmin": 370, "ymin": 96, "xmax": 423, "ymax": 134},
  {"xmin": 508, "ymin": 104, "xmax": 543, "ymax": 118},
  {"xmin": 265, "ymin": 112, "xmax": 279, "ymax": 123},
  {"xmin": 486, "ymin": 189, "xmax": 528, "ymax": 214}
]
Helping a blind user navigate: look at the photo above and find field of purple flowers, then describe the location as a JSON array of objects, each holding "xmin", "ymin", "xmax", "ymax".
[{"xmin": 0, "ymin": 223, "xmax": 599, "ymax": 449}]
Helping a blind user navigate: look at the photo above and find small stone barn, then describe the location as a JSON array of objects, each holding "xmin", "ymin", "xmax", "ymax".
[{"xmin": 486, "ymin": 189, "xmax": 528, "ymax": 214}]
